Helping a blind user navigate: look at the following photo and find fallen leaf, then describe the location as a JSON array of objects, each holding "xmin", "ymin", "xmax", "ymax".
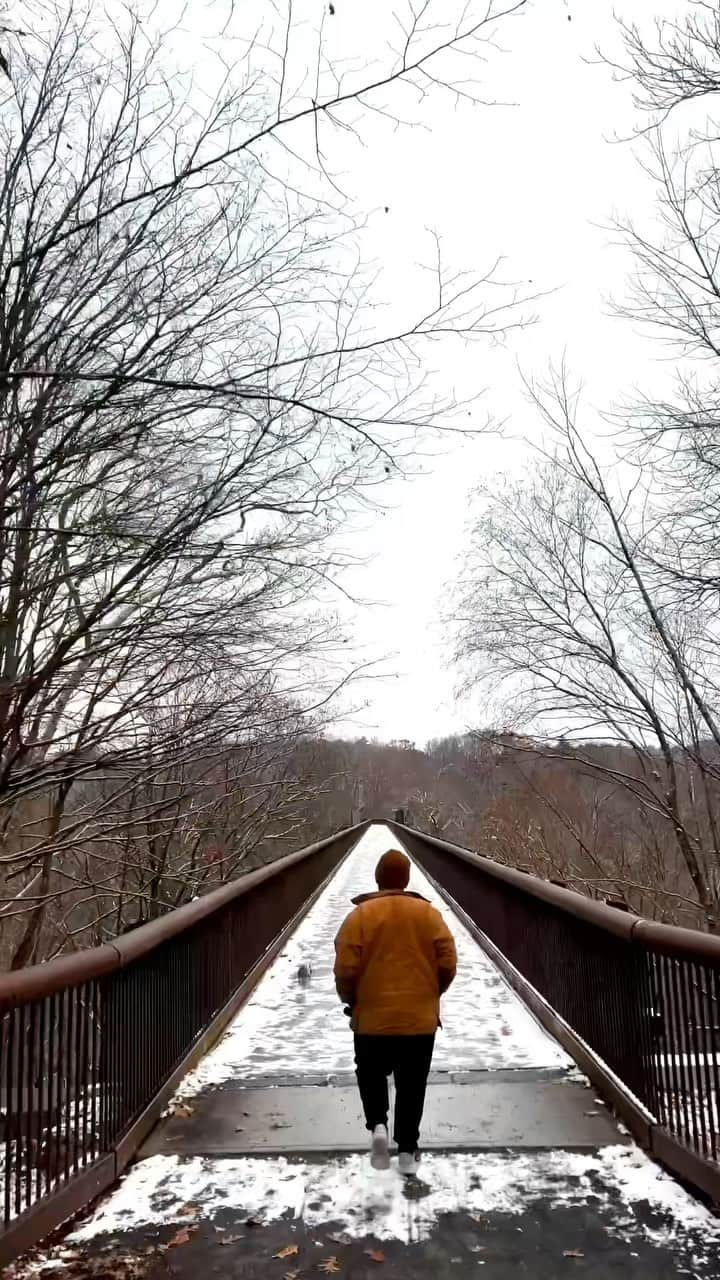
[
  {"xmin": 365, "ymin": 1248, "xmax": 385, "ymax": 1263},
  {"xmin": 179, "ymin": 1203, "xmax": 199, "ymax": 1217},
  {"xmin": 219, "ymin": 1233, "xmax": 245, "ymax": 1245},
  {"xmin": 318, "ymin": 1258, "xmax": 341, "ymax": 1274},
  {"xmin": 168, "ymin": 1226, "xmax": 197, "ymax": 1248},
  {"xmin": 175, "ymin": 1104, "xmax": 195, "ymax": 1118},
  {"xmin": 563, "ymin": 1249, "xmax": 585, "ymax": 1258},
  {"xmin": 274, "ymin": 1245, "xmax": 300, "ymax": 1259}
]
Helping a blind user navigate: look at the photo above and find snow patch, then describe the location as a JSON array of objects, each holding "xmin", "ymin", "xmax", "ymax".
[
  {"xmin": 176, "ymin": 824, "xmax": 568, "ymax": 1098},
  {"xmin": 69, "ymin": 1144, "xmax": 720, "ymax": 1262}
]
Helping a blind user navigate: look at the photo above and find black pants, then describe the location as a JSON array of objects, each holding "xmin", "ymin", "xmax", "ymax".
[{"xmin": 354, "ymin": 1033, "xmax": 435, "ymax": 1154}]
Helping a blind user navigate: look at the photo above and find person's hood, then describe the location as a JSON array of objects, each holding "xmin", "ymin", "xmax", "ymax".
[{"xmin": 351, "ymin": 889, "xmax": 428, "ymax": 906}]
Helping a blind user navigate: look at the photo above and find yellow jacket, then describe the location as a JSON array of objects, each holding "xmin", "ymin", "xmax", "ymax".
[{"xmin": 334, "ymin": 890, "xmax": 457, "ymax": 1035}]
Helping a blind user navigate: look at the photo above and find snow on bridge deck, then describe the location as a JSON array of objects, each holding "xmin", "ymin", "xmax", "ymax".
[
  {"xmin": 169, "ymin": 822, "xmax": 571, "ymax": 1092},
  {"xmin": 11, "ymin": 826, "xmax": 720, "ymax": 1280}
]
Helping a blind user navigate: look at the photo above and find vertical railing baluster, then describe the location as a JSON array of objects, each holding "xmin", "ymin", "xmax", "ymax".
[
  {"xmin": 62, "ymin": 986, "xmax": 72, "ymax": 1183},
  {"xmin": 15, "ymin": 1005, "xmax": 26, "ymax": 1217},
  {"xmin": 89, "ymin": 980, "xmax": 98, "ymax": 1163},
  {"xmin": 681, "ymin": 961, "xmax": 707, "ymax": 1157},
  {"xmin": 46, "ymin": 993, "xmax": 57, "ymax": 1200},
  {"xmin": 108, "ymin": 977, "xmax": 118, "ymax": 1142},
  {"xmin": 691, "ymin": 962, "xmax": 714, "ymax": 1161},
  {"xmin": 98, "ymin": 980, "xmax": 109, "ymax": 1153},
  {"xmin": 25, "ymin": 1003, "xmax": 38, "ymax": 1209},
  {"xmin": 664, "ymin": 957, "xmax": 685, "ymax": 1145},
  {"xmin": 36, "ymin": 996, "xmax": 46, "ymax": 1202},
  {"xmin": 4, "ymin": 1007, "xmax": 16, "ymax": 1226},
  {"xmin": 647, "ymin": 954, "xmax": 668, "ymax": 1131},
  {"xmin": 702, "ymin": 967, "xmax": 712, "ymax": 1172},
  {"xmin": 120, "ymin": 972, "xmax": 129, "ymax": 1133},
  {"xmin": 73, "ymin": 984, "xmax": 84, "ymax": 1172}
]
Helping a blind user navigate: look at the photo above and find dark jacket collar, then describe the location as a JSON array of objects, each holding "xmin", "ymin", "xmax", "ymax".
[{"xmin": 351, "ymin": 889, "xmax": 428, "ymax": 906}]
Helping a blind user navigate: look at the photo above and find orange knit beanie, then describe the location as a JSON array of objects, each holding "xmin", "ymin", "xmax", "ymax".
[{"xmin": 375, "ymin": 849, "xmax": 411, "ymax": 890}]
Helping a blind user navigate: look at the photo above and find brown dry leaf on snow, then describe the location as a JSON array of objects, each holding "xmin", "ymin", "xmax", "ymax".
[
  {"xmin": 365, "ymin": 1249, "xmax": 385, "ymax": 1263},
  {"xmin": 167, "ymin": 1226, "xmax": 197, "ymax": 1248},
  {"xmin": 318, "ymin": 1259, "xmax": 341, "ymax": 1274},
  {"xmin": 563, "ymin": 1250, "xmax": 585, "ymax": 1259},
  {"xmin": 274, "ymin": 1244, "xmax": 300, "ymax": 1259}
]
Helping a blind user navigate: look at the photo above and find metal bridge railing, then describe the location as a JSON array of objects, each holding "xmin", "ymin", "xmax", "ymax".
[
  {"xmin": 391, "ymin": 821, "xmax": 720, "ymax": 1205},
  {"xmin": 0, "ymin": 822, "xmax": 366, "ymax": 1265}
]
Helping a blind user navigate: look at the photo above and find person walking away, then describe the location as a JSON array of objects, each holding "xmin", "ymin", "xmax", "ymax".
[{"xmin": 334, "ymin": 848, "xmax": 457, "ymax": 1175}]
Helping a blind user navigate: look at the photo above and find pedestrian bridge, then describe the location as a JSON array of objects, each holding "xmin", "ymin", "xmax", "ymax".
[{"xmin": 2, "ymin": 821, "xmax": 720, "ymax": 1277}]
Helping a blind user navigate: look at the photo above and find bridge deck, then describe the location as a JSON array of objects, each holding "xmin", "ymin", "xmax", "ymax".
[{"xmin": 10, "ymin": 827, "xmax": 720, "ymax": 1278}]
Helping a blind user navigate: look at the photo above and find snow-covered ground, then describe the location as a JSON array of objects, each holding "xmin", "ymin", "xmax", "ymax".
[
  {"xmin": 175, "ymin": 824, "xmax": 569, "ymax": 1096},
  {"xmin": 68, "ymin": 1145, "xmax": 720, "ymax": 1260}
]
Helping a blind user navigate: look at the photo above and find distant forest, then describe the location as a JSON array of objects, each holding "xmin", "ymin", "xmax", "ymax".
[
  {"xmin": 4, "ymin": 727, "xmax": 716, "ymax": 971},
  {"xmin": 302, "ymin": 733, "xmax": 718, "ymax": 933}
]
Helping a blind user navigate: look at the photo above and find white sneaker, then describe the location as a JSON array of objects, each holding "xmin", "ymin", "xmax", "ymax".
[
  {"xmin": 370, "ymin": 1124, "xmax": 390, "ymax": 1170},
  {"xmin": 398, "ymin": 1150, "xmax": 421, "ymax": 1176}
]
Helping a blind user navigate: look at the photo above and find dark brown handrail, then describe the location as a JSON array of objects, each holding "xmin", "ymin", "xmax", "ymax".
[
  {"xmin": 388, "ymin": 821, "xmax": 720, "ymax": 958},
  {"xmin": 0, "ymin": 822, "xmax": 370, "ymax": 1007}
]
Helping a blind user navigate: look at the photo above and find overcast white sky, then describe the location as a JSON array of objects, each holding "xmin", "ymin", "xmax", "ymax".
[
  {"xmin": 307, "ymin": 0, "xmax": 682, "ymax": 746},
  {"xmin": 174, "ymin": 0, "xmax": 684, "ymax": 746}
]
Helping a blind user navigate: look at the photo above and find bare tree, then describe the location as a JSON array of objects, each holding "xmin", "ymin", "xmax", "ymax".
[
  {"xmin": 451, "ymin": 371, "xmax": 720, "ymax": 929},
  {"xmin": 0, "ymin": 0, "xmax": 529, "ymax": 964},
  {"xmin": 447, "ymin": 2, "xmax": 720, "ymax": 930}
]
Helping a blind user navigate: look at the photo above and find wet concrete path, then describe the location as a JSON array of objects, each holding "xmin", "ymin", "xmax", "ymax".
[{"xmin": 10, "ymin": 826, "xmax": 720, "ymax": 1279}]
